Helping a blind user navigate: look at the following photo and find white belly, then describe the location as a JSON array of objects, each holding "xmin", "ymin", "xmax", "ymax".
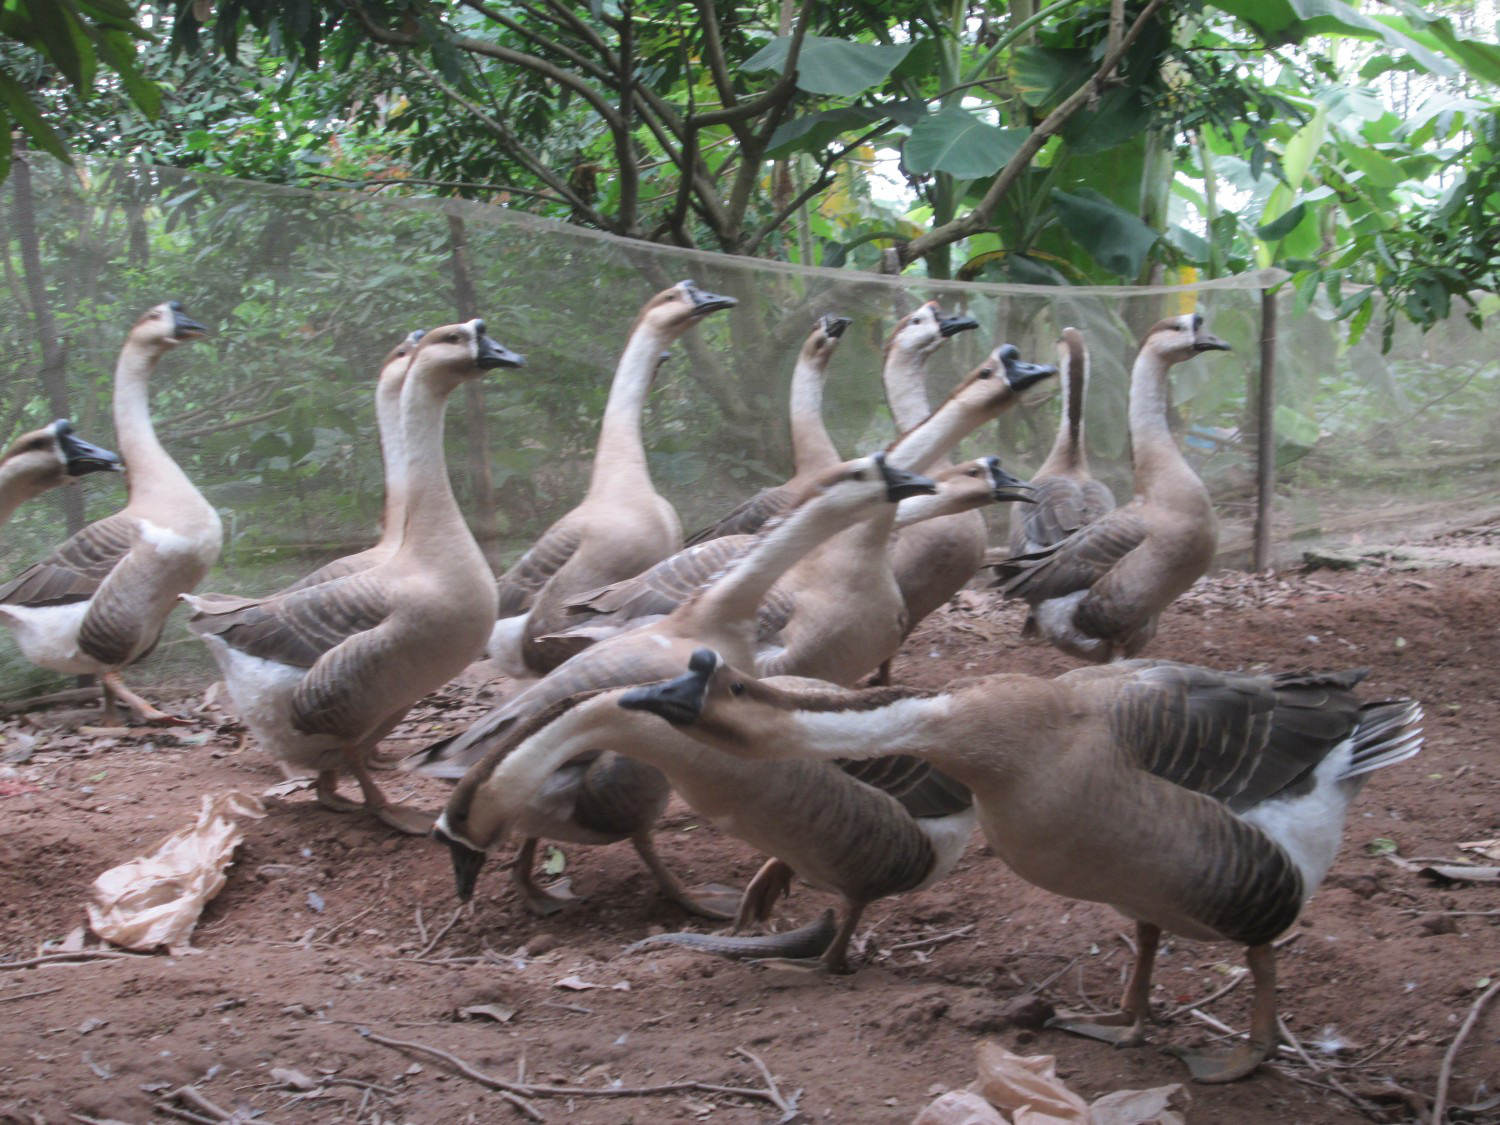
[
  {"xmin": 0, "ymin": 601, "xmax": 102, "ymax": 674},
  {"xmin": 203, "ymin": 635, "xmax": 343, "ymax": 772}
]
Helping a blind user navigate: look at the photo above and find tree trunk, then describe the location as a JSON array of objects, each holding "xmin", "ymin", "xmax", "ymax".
[{"xmin": 446, "ymin": 213, "xmax": 502, "ymax": 569}]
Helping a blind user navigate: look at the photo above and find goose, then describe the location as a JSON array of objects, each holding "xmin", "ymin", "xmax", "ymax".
[
  {"xmin": 434, "ymin": 680, "xmax": 975, "ymax": 973},
  {"xmin": 407, "ymin": 453, "xmax": 938, "ymax": 916},
  {"xmin": 683, "ymin": 314, "xmax": 851, "ymax": 545},
  {"xmin": 182, "ymin": 322, "xmax": 522, "ymax": 834},
  {"xmin": 0, "ymin": 420, "xmax": 120, "ymax": 528},
  {"xmin": 1008, "ymin": 327, "xmax": 1116, "ymax": 556},
  {"xmin": 753, "ymin": 344, "xmax": 1050, "ymax": 687},
  {"xmin": 991, "ymin": 314, "xmax": 1230, "ymax": 662},
  {"xmin": 486, "ymin": 280, "xmax": 736, "ymax": 678},
  {"xmin": 551, "ymin": 456, "xmax": 1034, "ymax": 654},
  {"xmin": 631, "ymin": 647, "xmax": 1423, "ymax": 1083},
  {"xmin": 0, "ymin": 302, "xmax": 217, "ymax": 724},
  {"xmin": 278, "ymin": 330, "xmax": 425, "ymax": 592}
]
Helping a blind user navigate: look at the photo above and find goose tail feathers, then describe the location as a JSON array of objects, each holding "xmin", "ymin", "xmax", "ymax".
[{"xmin": 1342, "ymin": 699, "xmax": 1424, "ymax": 782}]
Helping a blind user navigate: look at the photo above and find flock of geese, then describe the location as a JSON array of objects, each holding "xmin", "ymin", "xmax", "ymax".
[{"xmin": 0, "ymin": 285, "xmax": 1423, "ymax": 1086}]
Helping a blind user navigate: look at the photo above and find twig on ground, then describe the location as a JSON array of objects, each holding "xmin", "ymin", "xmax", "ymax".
[
  {"xmin": 887, "ymin": 924, "xmax": 975, "ymax": 953},
  {"xmin": 152, "ymin": 1102, "xmax": 218, "ymax": 1125},
  {"xmin": 172, "ymin": 1086, "xmax": 238, "ymax": 1122},
  {"xmin": 0, "ymin": 950, "xmax": 140, "ymax": 971},
  {"xmin": 734, "ymin": 1047, "xmax": 798, "ymax": 1118},
  {"xmin": 1035, "ymin": 954, "xmax": 1082, "ymax": 993},
  {"xmin": 1433, "ymin": 978, "xmax": 1500, "ymax": 1125},
  {"xmin": 413, "ymin": 906, "xmax": 429, "ymax": 949},
  {"xmin": 1400, "ymin": 909, "xmax": 1500, "ymax": 918},
  {"xmin": 1274, "ymin": 929, "xmax": 1303, "ymax": 949},
  {"xmin": 416, "ymin": 905, "xmax": 466, "ymax": 958},
  {"xmin": 358, "ymin": 1027, "xmax": 799, "ymax": 1117},
  {"xmin": 318, "ymin": 903, "xmax": 381, "ymax": 944},
  {"xmin": 539, "ymin": 1000, "xmax": 594, "ymax": 1014},
  {"xmin": 1168, "ymin": 970, "xmax": 1246, "ymax": 1018},
  {"xmin": 0, "ymin": 985, "xmax": 62, "ymax": 1003}
]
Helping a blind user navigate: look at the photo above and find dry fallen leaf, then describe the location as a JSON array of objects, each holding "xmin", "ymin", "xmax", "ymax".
[
  {"xmin": 271, "ymin": 1066, "xmax": 320, "ymax": 1091},
  {"xmin": 555, "ymin": 975, "xmax": 600, "ymax": 991},
  {"xmin": 460, "ymin": 1003, "xmax": 517, "ymax": 1023}
]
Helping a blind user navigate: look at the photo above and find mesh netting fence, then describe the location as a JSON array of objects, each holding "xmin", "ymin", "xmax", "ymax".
[{"xmin": 2, "ymin": 159, "xmax": 1497, "ymax": 696}]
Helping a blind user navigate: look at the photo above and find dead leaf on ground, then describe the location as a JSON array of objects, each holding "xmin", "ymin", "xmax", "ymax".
[
  {"xmin": 1458, "ymin": 838, "xmax": 1500, "ymax": 861},
  {"xmin": 555, "ymin": 975, "xmax": 601, "ymax": 991},
  {"xmin": 459, "ymin": 1003, "xmax": 517, "ymax": 1023},
  {"xmin": 271, "ymin": 1066, "xmax": 320, "ymax": 1090}
]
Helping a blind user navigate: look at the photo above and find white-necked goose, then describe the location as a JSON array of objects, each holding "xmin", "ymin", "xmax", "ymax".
[
  {"xmin": 683, "ymin": 314, "xmax": 851, "ymax": 545},
  {"xmin": 0, "ymin": 420, "xmax": 120, "ymax": 529},
  {"xmin": 992, "ymin": 314, "xmax": 1230, "ymax": 662},
  {"xmin": 633, "ymin": 647, "xmax": 1422, "ymax": 1083},
  {"xmin": 435, "ymin": 681, "xmax": 975, "ymax": 973},
  {"xmin": 0, "ymin": 302, "xmax": 216, "ymax": 723},
  {"xmin": 487, "ymin": 280, "xmax": 735, "ymax": 678},
  {"xmin": 406, "ymin": 453, "xmax": 937, "ymax": 916},
  {"xmin": 183, "ymin": 322, "xmax": 522, "ymax": 834}
]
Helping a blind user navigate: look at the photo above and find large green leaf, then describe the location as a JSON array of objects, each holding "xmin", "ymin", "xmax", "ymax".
[
  {"xmin": 1011, "ymin": 46, "xmax": 1090, "ymax": 108},
  {"xmin": 1049, "ymin": 188, "xmax": 1160, "ymax": 277},
  {"xmin": 767, "ymin": 105, "xmax": 908, "ymax": 158},
  {"xmin": 904, "ymin": 105, "xmax": 1025, "ymax": 180},
  {"xmin": 1379, "ymin": 4, "xmax": 1500, "ymax": 85},
  {"xmin": 0, "ymin": 70, "xmax": 70, "ymax": 161},
  {"xmin": 1209, "ymin": 0, "xmax": 1454, "ymax": 76},
  {"xmin": 743, "ymin": 35, "xmax": 912, "ymax": 97}
]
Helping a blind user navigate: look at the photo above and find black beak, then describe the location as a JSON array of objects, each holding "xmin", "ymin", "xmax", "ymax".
[
  {"xmin": 435, "ymin": 828, "xmax": 488, "ymax": 902},
  {"xmin": 1193, "ymin": 331, "xmax": 1232, "ymax": 353},
  {"xmin": 873, "ymin": 451, "xmax": 938, "ymax": 502},
  {"xmin": 168, "ymin": 301, "xmax": 207, "ymax": 339},
  {"xmin": 619, "ymin": 667, "xmax": 712, "ymax": 727},
  {"xmin": 473, "ymin": 325, "xmax": 525, "ymax": 370},
  {"xmin": 997, "ymin": 345, "xmax": 1057, "ymax": 393},
  {"xmin": 938, "ymin": 312, "xmax": 980, "ymax": 338},
  {"xmin": 983, "ymin": 458, "xmax": 1035, "ymax": 504},
  {"xmin": 680, "ymin": 280, "xmax": 738, "ymax": 316},
  {"xmin": 54, "ymin": 422, "xmax": 122, "ymax": 476},
  {"xmin": 820, "ymin": 314, "xmax": 851, "ymax": 339}
]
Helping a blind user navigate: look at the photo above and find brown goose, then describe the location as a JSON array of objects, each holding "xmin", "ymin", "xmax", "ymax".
[
  {"xmin": 183, "ymin": 322, "xmax": 522, "ymax": 834},
  {"xmin": 435, "ymin": 680, "xmax": 975, "ymax": 973},
  {"xmin": 0, "ymin": 420, "xmax": 120, "ymax": 528},
  {"xmin": 683, "ymin": 314, "xmax": 851, "ymax": 545},
  {"xmin": 991, "ymin": 314, "xmax": 1230, "ymax": 662},
  {"xmin": 407, "ymin": 453, "xmax": 937, "ymax": 915},
  {"xmin": 0, "ymin": 302, "xmax": 216, "ymax": 723},
  {"xmin": 631, "ymin": 647, "xmax": 1423, "ymax": 1083},
  {"xmin": 486, "ymin": 280, "xmax": 735, "ymax": 677}
]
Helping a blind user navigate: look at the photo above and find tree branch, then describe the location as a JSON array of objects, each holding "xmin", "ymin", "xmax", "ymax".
[
  {"xmin": 300, "ymin": 172, "xmax": 572, "ymax": 206},
  {"xmin": 457, "ymin": 0, "xmax": 614, "ymax": 84},
  {"xmin": 693, "ymin": 0, "xmax": 754, "ymax": 143},
  {"xmin": 687, "ymin": 0, "xmax": 813, "ymax": 127},
  {"xmin": 897, "ymin": 0, "xmax": 1167, "ymax": 267}
]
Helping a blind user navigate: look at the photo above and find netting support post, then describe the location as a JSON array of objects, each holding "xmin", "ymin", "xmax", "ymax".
[{"xmin": 1252, "ymin": 287, "xmax": 1278, "ymax": 572}]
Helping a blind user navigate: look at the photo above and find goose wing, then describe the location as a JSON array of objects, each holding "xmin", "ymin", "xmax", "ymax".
[
  {"xmin": 837, "ymin": 756, "xmax": 973, "ymax": 818},
  {"xmin": 565, "ymin": 536, "xmax": 752, "ymax": 622},
  {"xmin": 186, "ymin": 572, "xmax": 393, "ymax": 669},
  {"xmin": 991, "ymin": 507, "xmax": 1147, "ymax": 600},
  {"xmin": 684, "ymin": 485, "xmax": 796, "ymax": 546},
  {"xmin": 1092, "ymin": 661, "xmax": 1369, "ymax": 810},
  {"xmin": 1021, "ymin": 476, "xmax": 1118, "ymax": 551},
  {"xmin": 495, "ymin": 518, "xmax": 583, "ymax": 617},
  {"xmin": 0, "ymin": 512, "xmax": 137, "ymax": 607}
]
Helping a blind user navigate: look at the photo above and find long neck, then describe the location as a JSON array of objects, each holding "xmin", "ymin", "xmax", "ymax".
[
  {"xmin": 788, "ymin": 355, "xmax": 840, "ymax": 473},
  {"xmin": 373, "ymin": 368, "xmax": 409, "ymax": 547},
  {"xmin": 882, "ymin": 347, "xmax": 935, "ymax": 435},
  {"xmin": 696, "ymin": 501, "xmax": 876, "ymax": 624},
  {"xmin": 1043, "ymin": 359, "xmax": 1087, "ymax": 474},
  {"xmin": 397, "ymin": 366, "xmax": 478, "ymax": 558},
  {"xmin": 1127, "ymin": 346, "xmax": 1188, "ymax": 490},
  {"xmin": 114, "ymin": 339, "xmax": 194, "ymax": 509},
  {"xmin": 0, "ymin": 462, "xmax": 46, "ymax": 526},
  {"xmin": 588, "ymin": 321, "xmax": 668, "ymax": 493},
  {"xmin": 894, "ymin": 489, "xmax": 973, "ymax": 529},
  {"xmin": 887, "ymin": 391, "xmax": 993, "ymax": 475}
]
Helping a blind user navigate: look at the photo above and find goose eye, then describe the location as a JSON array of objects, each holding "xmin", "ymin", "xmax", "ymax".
[
  {"xmin": 729, "ymin": 681, "xmax": 746, "ymax": 696},
  {"xmin": 27, "ymin": 439, "xmax": 50, "ymax": 452},
  {"xmin": 446, "ymin": 332, "xmax": 461, "ymax": 343},
  {"xmin": 978, "ymin": 366, "xmax": 995, "ymax": 379}
]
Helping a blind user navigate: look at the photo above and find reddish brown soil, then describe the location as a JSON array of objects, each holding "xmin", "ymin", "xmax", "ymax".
[{"xmin": 2, "ymin": 559, "xmax": 1497, "ymax": 1125}]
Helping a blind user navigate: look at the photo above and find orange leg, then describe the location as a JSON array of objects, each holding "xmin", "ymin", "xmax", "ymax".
[
  {"xmin": 1166, "ymin": 942, "xmax": 1278, "ymax": 1083},
  {"xmin": 1048, "ymin": 921, "xmax": 1160, "ymax": 1047}
]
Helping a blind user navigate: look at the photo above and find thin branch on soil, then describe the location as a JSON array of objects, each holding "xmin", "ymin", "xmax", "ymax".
[
  {"xmin": 1432, "ymin": 978, "xmax": 1500, "ymax": 1125},
  {"xmin": 540, "ymin": 1000, "xmax": 594, "ymax": 1014},
  {"xmin": 1277, "ymin": 1016, "xmax": 1381, "ymax": 1113},
  {"xmin": 887, "ymin": 924, "xmax": 976, "ymax": 952},
  {"xmin": 416, "ymin": 905, "xmax": 466, "ymax": 957},
  {"xmin": 152, "ymin": 1103, "xmax": 219, "ymax": 1125},
  {"xmin": 1401, "ymin": 909, "xmax": 1500, "ymax": 918},
  {"xmin": 358, "ymin": 1027, "xmax": 799, "ymax": 1116},
  {"xmin": 1035, "ymin": 954, "xmax": 1082, "ymax": 993},
  {"xmin": 733, "ymin": 1047, "xmax": 797, "ymax": 1118},
  {"xmin": 0, "ymin": 985, "xmax": 61, "ymax": 1003},
  {"xmin": 413, "ymin": 906, "xmax": 429, "ymax": 949},
  {"xmin": 0, "ymin": 950, "xmax": 140, "ymax": 970},
  {"xmin": 1167, "ymin": 970, "xmax": 1246, "ymax": 1017},
  {"xmin": 170, "ymin": 1086, "xmax": 242, "ymax": 1123},
  {"xmin": 318, "ymin": 903, "xmax": 381, "ymax": 944},
  {"xmin": 1274, "ymin": 929, "xmax": 1303, "ymax": 949}
]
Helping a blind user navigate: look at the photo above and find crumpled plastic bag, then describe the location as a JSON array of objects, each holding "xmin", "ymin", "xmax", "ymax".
[
  {"xmin": 912, "ymin": 1041, "xmax": 1190, "ymax": 1125},
  {"xmin": 87, "ymin": 791, "xmax": 265, "ymax": 954},
  {"xmin": 971, "ymin": 1042, "xmax": 1091, "ymax": 1124}
]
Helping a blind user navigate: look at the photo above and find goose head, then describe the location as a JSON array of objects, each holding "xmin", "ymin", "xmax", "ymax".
[
  {"xmin": 885, "ymin": 301, "xmax": 979, "ymax": 360},
  {"xmin": 2, "ymin": 420, "xmax": 121, "ymax": 492},
  {"xmin": 619, "ymin": 646, "xmax": 795, "ymax": 754},
  {"xmin": 130, "ymin": 300, "xmax": 208, "ymax": 351},
  {"xmin": 939, "ymin": 457, "xmax": 1036, "ymax": 508},
  {"xmin": 631, "ymin": 280, "xmax": 737, "ymax": 339},
  {"xmin": 801, "ymin": 312, "xmax": 852, "ymax": 365},
  {"xmin": 382, "ymin": 329, "xmax": 426, "ymax": 370},
  {"xmin": 1144, "ymin": 313, "xmax": 1231, "ymax": 364},
  {"xmin": 800, "ymin": 452, "xmax": 937, "ymax": 514},
  {"xmin": 940, "ymin": 344, "xmax": 1058, "ymax": 416},
  {"xmin": 406, "ymin": 319, "xmax": 524, "ymax": 392}
]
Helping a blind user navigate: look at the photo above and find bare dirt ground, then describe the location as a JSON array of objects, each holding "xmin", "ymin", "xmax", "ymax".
[{"xmin": 2, "ymin": 541, "xmax": 1497, "ymax": 1125}]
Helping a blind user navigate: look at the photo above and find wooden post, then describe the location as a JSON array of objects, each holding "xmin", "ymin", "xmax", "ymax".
[{"xmin": 1253, "ymin": 288, "xmax": 1277, "ymax": 571}]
